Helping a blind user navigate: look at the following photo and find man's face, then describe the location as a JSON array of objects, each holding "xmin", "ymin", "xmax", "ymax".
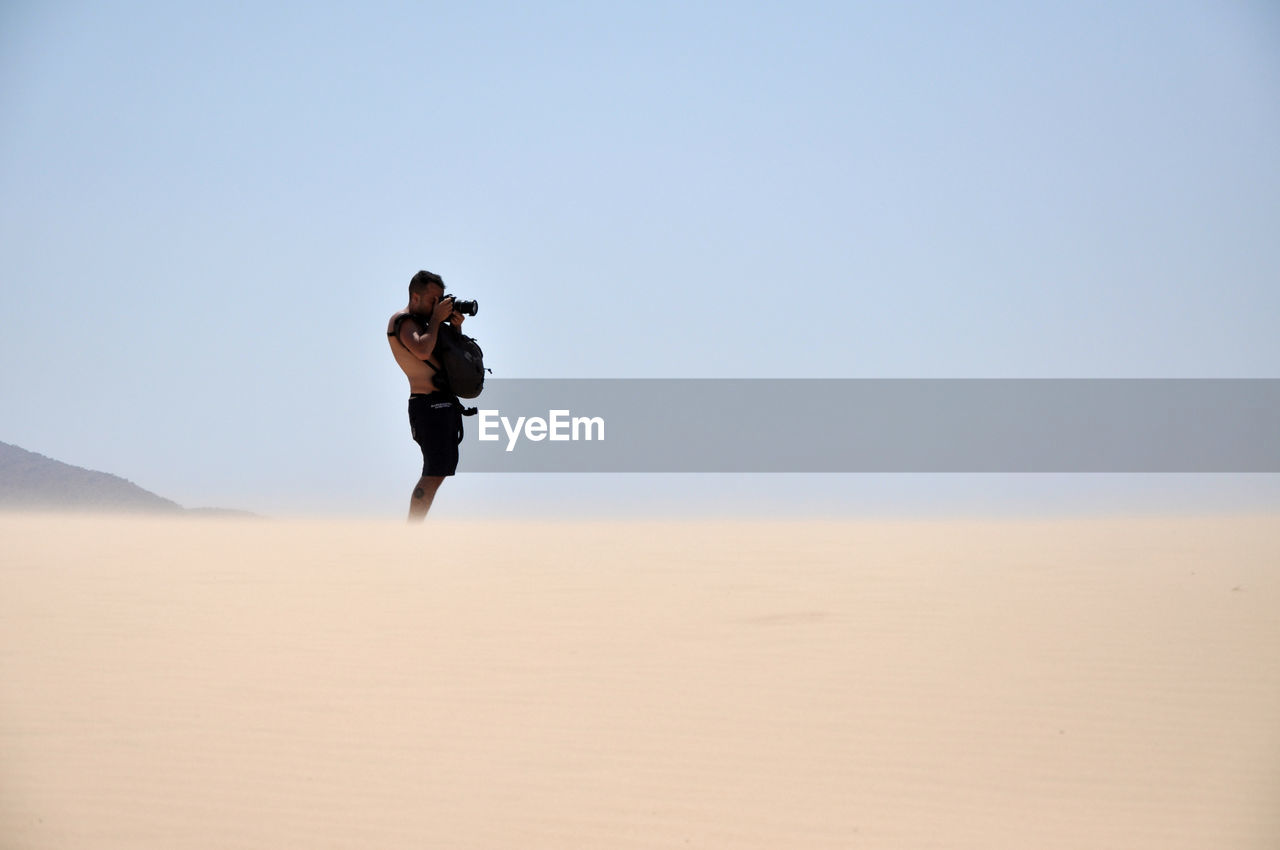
[{"xmin": 413, "ymin": 284, "xmax": 446, "ymax": 315}]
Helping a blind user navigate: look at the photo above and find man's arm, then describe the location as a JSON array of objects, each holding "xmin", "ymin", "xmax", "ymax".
[
  {"xmin": 399, "ymin": 318, "xmax": 441, "ymax": 361},
  {"xmin": 398, "ymin": 297, "xmax": 456, "ymax": 360}
]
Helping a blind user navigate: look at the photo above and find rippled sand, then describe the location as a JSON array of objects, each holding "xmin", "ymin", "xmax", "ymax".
[{"xmin": 2, "ymin": 514, "xmax": 1278, "ymax": 849}]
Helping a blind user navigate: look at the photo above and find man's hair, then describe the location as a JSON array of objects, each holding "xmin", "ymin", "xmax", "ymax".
[{"xmin": 409, "ymin": 269, "xmax": 445, "ymax": 296}]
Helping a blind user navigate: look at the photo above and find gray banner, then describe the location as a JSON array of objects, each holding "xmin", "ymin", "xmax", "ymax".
[{"xmin": 453, "ymin": 379, "xmax": 1280, "ymax": 472}]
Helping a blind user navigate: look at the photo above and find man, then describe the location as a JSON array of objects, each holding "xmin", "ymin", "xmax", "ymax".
[{"xmin": 387, "ymin": 270, "xmax": 468, "ymax": 521}]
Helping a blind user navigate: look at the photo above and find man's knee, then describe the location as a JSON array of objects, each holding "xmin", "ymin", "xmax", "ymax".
[{"xmin": 413, "ymin": 476, "xmax": 446, "ymax": 500}]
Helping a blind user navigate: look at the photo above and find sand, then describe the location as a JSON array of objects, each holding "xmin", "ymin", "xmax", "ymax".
[{"xmin": 1, "ymin": 513, "xmax": 1277, "ymax": 849}]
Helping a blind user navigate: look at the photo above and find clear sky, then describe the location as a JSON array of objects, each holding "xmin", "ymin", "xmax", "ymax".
[{"xmin": 2, "ymin": 1, "xmax": 1278, "ymax": 515}]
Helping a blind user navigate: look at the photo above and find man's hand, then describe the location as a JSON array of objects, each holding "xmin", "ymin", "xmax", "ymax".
[
  {"xmin": 449, "ymin": 310, "xmax": 465, "ymax": 328},
  {"xmin": 431, "ymin": 296, "xmax": 454, "ymax": 325}
]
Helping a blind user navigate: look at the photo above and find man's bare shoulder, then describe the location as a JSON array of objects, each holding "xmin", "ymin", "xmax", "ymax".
[{"xmin": 388, "ymin": 311, "xmax": 414, "ymax": 336}]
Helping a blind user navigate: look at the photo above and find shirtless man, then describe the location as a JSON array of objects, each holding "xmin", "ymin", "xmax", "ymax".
[{"xmin": 387, "ymin": 270, "xmax": 467, "ymax": 522}]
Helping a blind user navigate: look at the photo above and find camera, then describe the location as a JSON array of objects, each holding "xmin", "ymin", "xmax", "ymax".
[{"xmin": 447, "ymin": 297, "xmax": 478, "ymax": 317}]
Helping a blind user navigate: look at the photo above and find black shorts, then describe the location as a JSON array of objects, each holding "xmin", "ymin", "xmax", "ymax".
[{"xmin": 408, "ymin": 392, "xmax": 463, "ymax": 477}]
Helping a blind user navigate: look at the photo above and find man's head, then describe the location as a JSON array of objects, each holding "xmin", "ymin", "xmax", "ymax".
[{"xmin": 408, "ymin": 269, "xmax": 446, "ymax": 315}]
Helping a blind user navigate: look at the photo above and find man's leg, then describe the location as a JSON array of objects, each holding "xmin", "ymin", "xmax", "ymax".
[{"xmin": 407, "ymin": 474, "xmax": 446, "ymax": 522}]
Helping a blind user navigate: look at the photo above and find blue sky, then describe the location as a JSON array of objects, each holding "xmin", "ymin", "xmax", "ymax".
[{"xmin": 2, "ymin": 1, "xmax": 1278, "ymax": 515}]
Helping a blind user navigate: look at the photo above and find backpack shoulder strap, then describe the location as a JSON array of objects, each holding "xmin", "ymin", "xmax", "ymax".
[{"xmin": 388, "ymin": 312, "xmax": 413, "ymax": 338}]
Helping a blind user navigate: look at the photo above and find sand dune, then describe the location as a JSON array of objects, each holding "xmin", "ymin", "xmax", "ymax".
[{"xmin": 2, "ymin": 514, "xmax": 1277, "ymax": 849}]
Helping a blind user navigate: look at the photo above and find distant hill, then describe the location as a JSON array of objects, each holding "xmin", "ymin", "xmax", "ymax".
[{"xmin": 1, "ymin": 441, "xmax": 187, "ymax": 513}]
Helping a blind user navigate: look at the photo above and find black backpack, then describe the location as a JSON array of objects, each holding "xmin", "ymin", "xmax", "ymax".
[{"xmin": 431, "ymin": 322, "xmax": 488, "ymax": 399}]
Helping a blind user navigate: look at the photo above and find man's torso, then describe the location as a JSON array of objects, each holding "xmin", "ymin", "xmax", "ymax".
[{"xmin": 388, "ymin": 311, "xmax": 444, "ymax": 395}]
